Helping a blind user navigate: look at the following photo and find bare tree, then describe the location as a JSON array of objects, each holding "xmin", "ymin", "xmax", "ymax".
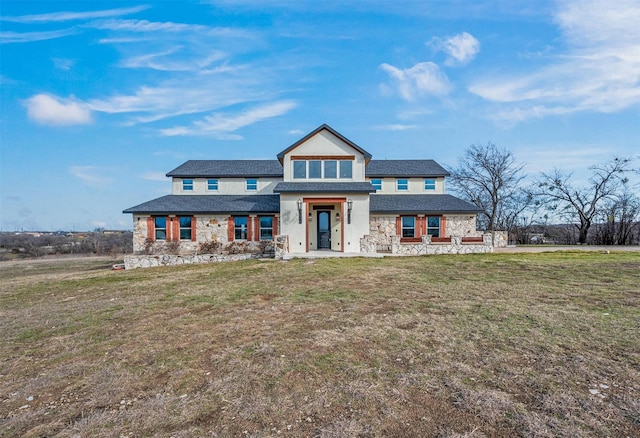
[
  {"xmin": 534, "ymin": 157, "xmax": 633, "ymax": 244},
  {"xmin": 448, "ymin": 142, "xmax": 526, "ymax": 245}
]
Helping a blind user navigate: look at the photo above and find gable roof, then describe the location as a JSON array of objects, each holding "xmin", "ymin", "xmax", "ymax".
[
  {"xmin": 166, "ymin": 160, "xmax": 282, "ymax": 177},
  {"xmin": 366, "ymin": 160, "xmax": 450, "ymax": 177},
  {"xmin": 123, "ymin": 195, "xmax": 280, "ymax": 214},
  {"xmin": 370, "ymin": 194, "xmax": 481, "ymax": 213},
  {"xmin": 276, "ymin": 124, "xmax": 372, "ymax": 164}
]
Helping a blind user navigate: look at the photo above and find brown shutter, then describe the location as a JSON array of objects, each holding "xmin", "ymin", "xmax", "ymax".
[
  {"xmin": 441, "ymin": 216, "xmax": 446, "ymax": 237},
  {"xmin": 172, "ymin": 217, "xmax": 179, "ymax": 241},
  {"xmin": 396, "ymin": 216, "xmax": 402, "ymax": 236},
  {"xmin": 147, "ymin": 217, "xmax": 154, "ymax": 241},
  {"xmin": 191, "ymin": 216, "xmax": 196, "ymax": 241},
  {"xmin": 227, "ymin": 217, "xmax": 234, "ymax": 241},
  {"xmin": 273, "ymin": 216, "xmax": 278, "ymax": 237},
  {"xmin": 247, "ymin": 217, "xmax": 253, "ymax": 241}
]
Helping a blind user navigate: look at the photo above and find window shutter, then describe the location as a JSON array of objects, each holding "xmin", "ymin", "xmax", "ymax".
[
  {"xmin": 273, "ymin": 216, "xmax": 278, "ymax": 237},
  {"xmin": 421, "ymin": 217, "xmax": 427, "ymax": 238},
  {"xmin": 227, "ymin": 217, "xmax": 234, "ymax": 241},
  {"xmin": 191, "ymin": 216, "xmax": 197, "ymax": 241},
  {"xmin": 172, "ymin": 217, "xmax": 179, "ymax": 241},
  {"xmin": 247, "ymin": 217, "xmax": 253, "ymax": 241},
  {"xmin": 147, "ymin": 217, "xmax": 154, "ymax": 241},
  {"xmin": 441, "ymin": 216, "xmax": 446, "ymax": 237},
  {"xmin": 396, "ymin": 216, "xmax": 401, "ymax": 236}
]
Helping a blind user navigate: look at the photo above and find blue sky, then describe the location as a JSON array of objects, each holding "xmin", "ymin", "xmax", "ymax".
[{"xmin": 1, "ymin": 0, "xmax": 639, "ymax": 231}]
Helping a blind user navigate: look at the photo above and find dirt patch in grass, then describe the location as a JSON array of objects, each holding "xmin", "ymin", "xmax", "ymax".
[{"xmin": 1, "ymin": 252, "xmax": 639, "ymax": 437}]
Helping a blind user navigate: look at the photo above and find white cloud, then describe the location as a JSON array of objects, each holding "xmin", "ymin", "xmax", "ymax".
[
  {"xmin": 380, "ymin": 62, "xmax": 451, "ymax": 101},
  {"xmin": 24, "ymin": 94, "xmax": 92, "ymax": 125},
  {"xmin": 429, "ymin": 32, "xmax": 480, "ymax": 65},
  {"xmin": 469, "ymin": 0, "xmax": 640, "ymax": 121},
  {"xmin": 52, "ymin": 58, "xmax": 74, "ymax": 70},
  {"xmin": 375, "ymin": 124, "xmax": 419, "ymax": 131},
  {"xmin": 69, "ymin": 166, "xmax": 112, "ymax": 186},
  {"xmin": 1, "ymin": 5, "xmax": 149, "ymax": 23},
  {"xmin": 121, "ymin": 48, "xmax": 226, "ymax": 71},
  {"xmin": 161, "ymin": 100, "xmax": 297, "ymax": 138},
  {"xmin": 0, "ymin": 28, "xmax": 77, "ymax": 43}
]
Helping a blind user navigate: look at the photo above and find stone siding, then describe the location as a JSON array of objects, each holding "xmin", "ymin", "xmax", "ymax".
[
  {"xmin": 389, "ymin": 235, "xmax": 493, "ymax": 255},
  {"xmin": 124, "ymin": 253, "xmax": 272, "ymax": 269},
  {"xmin": 368, "ymin": 216, "xmax": 397, "ymax": 252},
  {"xmin": 132, "ymin": 214, "xmax": 231, "ymax": 254},
  {"xmin": 446, "ymin": 215, "xmax": 481, "ymax": 237}
]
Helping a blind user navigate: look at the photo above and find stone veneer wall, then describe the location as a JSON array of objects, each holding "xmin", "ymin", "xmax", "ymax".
[
  {"xmin": 446, "ymin": 215, "xmax": 481, "ymax": 238},
  {"xmin": 124, "ymin": 253, "xmax": 272, "ymax": 269},
  {"xmin": 132, "ymin": 215, "xmax": 230, "ymax": 254},
  {"xmin": 367, "ymin": 235, "xmax": 494, "ymax": 255},
  {"xmin": 368, "ymin": 216, "xmax": 397, "ymax": 252}
]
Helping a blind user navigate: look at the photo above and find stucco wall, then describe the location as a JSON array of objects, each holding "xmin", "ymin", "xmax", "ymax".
[
  {"xmin": 366, "ymin": 177, "xmax": 445, "ymax": 194},
  {"xmin": 171, "ymin": 177, "xmax": 281, "ymax": 195}
]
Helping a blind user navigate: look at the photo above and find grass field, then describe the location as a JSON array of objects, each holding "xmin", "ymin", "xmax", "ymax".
[{"xmin": 1, "ymin": 252, "xmax": 639, "ymax": 437}]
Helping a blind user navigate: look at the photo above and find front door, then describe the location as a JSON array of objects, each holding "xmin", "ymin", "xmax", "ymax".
[{"xmin": 317, "ymin": 211, "xmax": 331, "ymax": 249}]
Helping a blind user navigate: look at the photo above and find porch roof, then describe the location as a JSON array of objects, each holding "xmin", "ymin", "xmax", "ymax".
[
  {"xmin": 370, "ymin": 194, "xmax": 481, "ymax": 213},
  {"xmin": 123, "ymin": 194, "xmax": 280, "ymax": 214},
  {"xmin": 273, "ymin": 182, "xmax": 376, "ymax": 193}
]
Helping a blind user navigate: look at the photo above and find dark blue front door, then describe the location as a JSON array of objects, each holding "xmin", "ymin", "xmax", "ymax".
[{"xmin": 317, "ymin": 211, "xmax": 331, "ymax": 249}]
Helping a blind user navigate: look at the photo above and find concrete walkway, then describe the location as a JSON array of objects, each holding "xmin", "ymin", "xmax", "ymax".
[{"xmin": 282, "ymin": 251, "xmax": 384, "ymax": 260}]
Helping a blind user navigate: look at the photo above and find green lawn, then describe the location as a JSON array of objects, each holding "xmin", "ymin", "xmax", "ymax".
[{"xmin": 1, "ymin": 252, "xmax": 638, "ymax": 437}]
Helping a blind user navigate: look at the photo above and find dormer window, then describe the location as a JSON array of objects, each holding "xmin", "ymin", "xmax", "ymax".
[
  {"xmin": 339, "ymin": 161, "xmax": 352, "ymax": 179},
  {"xmin": 246, "ymin": 179, "xmax": 258, "ymax": 191},
  {"xmin": 182, "ymin": 179, "xmax": 194, "ymax": 191}
]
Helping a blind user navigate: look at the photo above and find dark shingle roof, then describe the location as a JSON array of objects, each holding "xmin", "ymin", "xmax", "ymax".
[
  {"xmin": 366, "ymin": 160, "xmax": 450, "ymax": 177},
  {"xmin": 123, "ymin": 195, "xmax": 280, "ymax": 214},
  {"xmin": 273, "ymin": 182, "xmax": 376, "ymax": 193},
  {"xmin": 166, "ymin": 160, "xmax": 283, "ymax": 177},
  {"xmin": 370, "ymin": 195, "xmax": 480, "ymax": 213},
  {"xmin": 277, "ymin": 124, "xmax": 372, "ymax": 162}
]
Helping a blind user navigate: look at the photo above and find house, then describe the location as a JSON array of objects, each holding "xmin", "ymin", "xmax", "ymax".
[{"xmin": 124, "ymin": 124, "xmax": 490, "ymax": 262}]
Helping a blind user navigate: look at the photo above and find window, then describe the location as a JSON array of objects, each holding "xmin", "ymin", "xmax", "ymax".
[
  {"xmin": 154, "ymin": 217, "xmax": 167, "ymax": 240},
  {"xmin": 182, "ymin": 179, "xmax": 194, "ymax": 191},
  {"xmin": 324, "ymin": 160, "xmax": 337, "ymax": 178},
  {"xmin": 401, "ymin": 216, "xmax": 415, "ymax": 238},
  {"xmin": 371, "ymin": 179, "xmax": 382, "ymax": 191},
  {"xmin": 234, "ymin": 216, "xmax": 248, "ymax": 240},
  {"xmin": 207, "ymin": 179, "xmax": 218, "ymax": 191},
  {"xmin": 246, "ymin": 179, "xmax": 257, "ymax": 191},
  {"xmin": 293, "ymin": 161, "xmax": 306, "ymax": 179},
  {"xmin": 427, "ymin": 216, "xmax": 440, "ymax": 237},
  {"xmin": 179, "ymin": 216, "xmax": 192, "ymax": 240},
  {"xmin": 424, "ymin": 179, "xmax": 436, "ymax": 190},
  {"xmin": 309, "ymin": 160, "xmax": 322, "ymax": 178},
  {"xmin": 397, "ymin": 179, "xmax": 408, "ymax": 191},
  {"xmin": 339, "ymin": 160, "xmax": 352, "ymax": 178},
  {"xmin": 259, "ymin": 216, "xmax": 273, "ymax": 240}
]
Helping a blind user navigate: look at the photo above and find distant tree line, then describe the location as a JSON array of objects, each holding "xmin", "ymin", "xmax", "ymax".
[
  {"xmin": 0, "ymin": 230, "xmax": 133, "ymax": 260},
  {"xmin": 448, "ymin": 144, "xmax": 639, "ymax": 245}
]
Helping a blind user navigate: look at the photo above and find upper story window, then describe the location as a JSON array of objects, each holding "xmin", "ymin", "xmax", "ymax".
[
  {"xmin": 309, "ymin": 160, "xmax": 322, "ymax": 178},
  {"xmin": 424, "ymin": 179, "xmax": 436, "ymax": 190},
  {"xmin": 371, "ymin": 179, "xmax": 382, "ymax": 191},
  {"xmin": 292, "ymin": 159, "xmax": 353, "ymax": 180},
  {"xmin": 246, "ymin": 179, "xmax": 258, "ymax": 191},
  {"xmin": 339, "ymin": 161, "xmax": 352, "ymax": 179},
  {"xmin": 154, "ymin": 216, "xmax": 167, "ymax": 240},
  {"xmin": 397, "ymin": 179, "xmax": 409, "ymax": 191},
  {"xmin": 401, "ymin": 216, "xmax": 415, "ymax": 238},
  {"xmin": 293, "ymin": 161, "xmax": 306, "ymax": 179},
  {"xmin": 182, "ymin": 179, "xmax": 194, "ymax": 191},
  {"xmin": 207, "ymin": 179, "xmax": 218, "ymax": 191},
  {"xmin": 179, "ymin": 216, "xmax": 192, "ymax": 240},
  {"xmin": 324, "ymin": 161, "xmax": 337, "ymax": 178}
]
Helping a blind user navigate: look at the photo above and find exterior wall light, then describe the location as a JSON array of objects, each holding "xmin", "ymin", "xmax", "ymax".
[
  {"xmin": 297, "ymin": 199, "xmax": 303, "ymax": 224},
  {"xmin": 347, "ymin": 199, "xmax": 353, "ymax": 224}
]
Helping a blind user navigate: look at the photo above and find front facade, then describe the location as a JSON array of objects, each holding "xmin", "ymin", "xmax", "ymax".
[{"xmin": 124, "ymin": 124, "xmax": 488, "ymax": 259}]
